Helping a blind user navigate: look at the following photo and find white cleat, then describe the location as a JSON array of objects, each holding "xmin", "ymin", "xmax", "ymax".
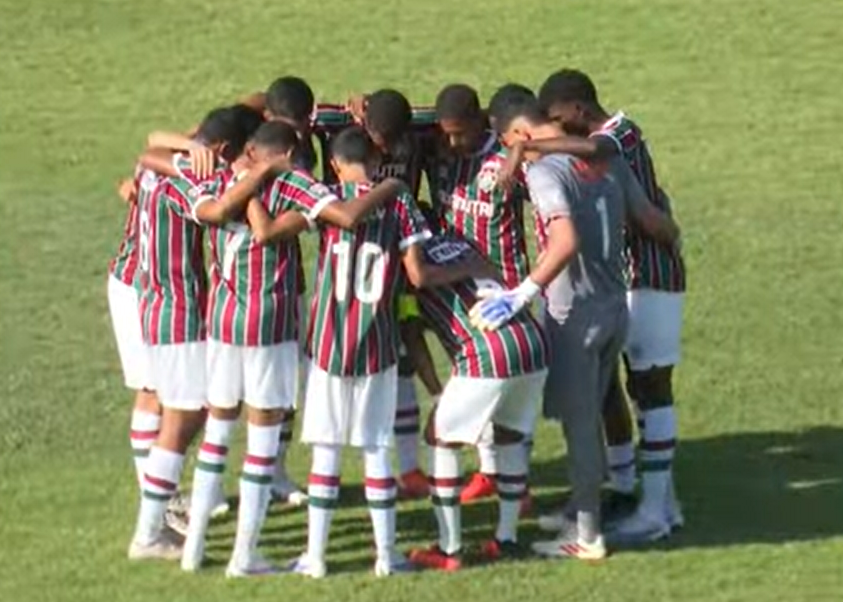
[
  {"xmin": 210, "ymin": 487, "xmax": 231, "ymax": 519},
  {"xmin": 532, "ymin": 532, "xmax": 607, "ymax": 561},
  {"xmin": 225, "ymin": 553, "xmax": 280, "ymax": 578},
  {"xmin": 537, "ymin": 508, "xmax": 574, "ymax": 533},
  {"xmin": 374, "ymin": 552, "xmax": 415, "ymax": 577},
  {"xmin": 128, "ymin": 528, "xmax": 184, "ymax": 561},
  {"xmin": 607, "ymin": 509, "xmax": 671, "ymax": 544},
  {"xmin": 271, "ymin": 475, "xmax": 307, "ymax": 507},
  {"xmin": 285, "ymin": 553, "xmax": 327, "ymax": 579}
]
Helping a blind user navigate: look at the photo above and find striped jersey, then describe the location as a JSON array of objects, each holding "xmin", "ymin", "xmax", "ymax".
[
  {"xmin": 416, "ymin": 236, "xmax": 547, "ymax": 379},
  {"xmin": 206, "ymin": 169, "xmax": 340, "ymax": 346},
  {"xmin": 307, "ymin": 182, "xmax": 431, "ymax": 376},
  {"xmin": 137, "ymin": 166, "xmax": 209, "ymax": 345},
  {"xmin": 431, "ymin": 132, "xmax": 530, "ymax": 288},
  {"xmin": 594, "ymin": 113, "xmax": 685, "ymax": 292},
  {"xmin": 109, "ymin": 167, "xmax": 160, "ymax": 287}
]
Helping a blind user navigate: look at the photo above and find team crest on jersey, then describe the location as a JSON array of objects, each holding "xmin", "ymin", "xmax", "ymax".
[
  {"xmin": 476, "ymin": 162, "xmax": 500, "ymax": 193},
  {"xmin": 309, "ymin": 182, "xmax": 331, "ymax": 197},
  {"xmin": 188, "ymin": 186, "xmax": 201, "ymax": 199}
]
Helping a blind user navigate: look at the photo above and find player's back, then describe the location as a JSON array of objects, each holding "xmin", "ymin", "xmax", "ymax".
[
  {"xmin": 415, "ymin": 236, "xmax": 546, "ymax": 379},
  {"xmin": 307, "ymin": 182, "xmax": 428, "ymax": 377},
  {"xmin": 531, "ymin": 154, "xmax": 628, "ymax": 320}
]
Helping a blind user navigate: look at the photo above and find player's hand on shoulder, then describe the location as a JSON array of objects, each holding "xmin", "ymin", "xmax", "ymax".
[
  {"xmin": 497, "ymin": 141, "xmax": 525, "ymax": 191},
  {"xmin": 187, "ymin": 142, "xmax": 215, "ymax": 180},
  {"xmin": 117, "ymin": 178, "xmax": 137, "ymax": 204},
  {"xmin": 346, "ymin": 94, "xmax": 368, "ymax": 123},
  {"xmin": 377, "ymin": 177, "xmax": 409, "ymax": 195}
]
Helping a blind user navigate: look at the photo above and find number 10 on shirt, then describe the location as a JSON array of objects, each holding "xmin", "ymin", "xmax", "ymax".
[{"xmin": 332, "ymin": 241, "xmax": 386, "ymax": 303}]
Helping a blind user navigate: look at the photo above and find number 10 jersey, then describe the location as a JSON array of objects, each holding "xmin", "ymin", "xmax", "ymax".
[{"xmin": 306, "ymin": 182, "xmax": 431, "ymax": 377}]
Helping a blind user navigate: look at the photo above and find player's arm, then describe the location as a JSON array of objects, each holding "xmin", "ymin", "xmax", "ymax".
[
  {"xmin": 315, "ymin": 178, "xmax": 406, "ymax": 230},
  {"xmin": 117, "ymin": 178, "xmax": 137, "ymax": 204},
  {"xmin": 401, "ymin": 319, "xmax": 443, "ymax": 397},
  {"xmin": 616, "ymin": 161, "xmax": 680, "ymax": 245},
  {"xmin": 192, "ymin": 160, "xmax": 283, "ymax": 226},
  {"xmin": 499, "ymin": 135, "xmax": 618, "ymax": 190},
  {"xmin": 246, "ymin": 198, "xmax": 309, "ymax": 245},
  {"xmin": 401, "ymin": 244, "xmax": 495, "ymax": 289},
  {"xmin": 240, "ymin": 91, "xmax": 266, "ymax": 113},
  {"xmin": 139, "ymin": 148, "xmax": 180, "ymax": 178}
]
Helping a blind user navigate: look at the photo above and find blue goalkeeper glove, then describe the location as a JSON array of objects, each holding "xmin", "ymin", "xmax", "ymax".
[{"xmin": 469, "ymin": 278, "xmax": 541, "ymax": 331}]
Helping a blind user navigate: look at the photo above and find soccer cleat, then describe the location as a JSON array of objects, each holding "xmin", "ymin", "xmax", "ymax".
[
  {"xmin": 408, "ymin": 545, "xmax": 462, "ymax": 572},
  {"xmin": 164, "ymin": 507, "xmax": 189, "ymax": 537},
  {"xmin": 226, "ymin": 553, "xmax": 280, "ymax": 578},
  {"xmin": 128, "ymin": 528, "xmax": 184, "ymax": 561},
  {"xmin": 167, "ymin": 491, "xmax": 191, "ymax": 514},
  {"xmin": 460, "ymin": 472, "xmax": 495, "ymax": 503},
  {"xmin": 210, "ymin": 485, "xmax": 231, "ymax": 519},
  {"xmin": 479, "ymin": 539, "xmax": 526, "ymax": 562},
  {"xmin": 398, "ymin": 469, "xmax": 430, "ymax": 499},
  {"xmin": 607, "ymin": 509, "xmax": 671, "ymax": 544},
  {"xmin": 271, "ymin": 475, "xmax": 307, "ymax": 507},
  {"xmin": 374, "ymin": 552, "xmax": 416, "ymax": 577},
  {"xmin": 537, "ymin": 507, "xmax": 575, "ymax": 533},
  {"xmin": 285, "ymin": 553, "xmax": 327, "ymax": 579},
  {"xmin": 532, "ymin": 533, "xmax": 607, "ymax": 561}
]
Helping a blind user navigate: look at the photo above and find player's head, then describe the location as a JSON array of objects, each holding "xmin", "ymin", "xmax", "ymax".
[
  {"xmin": 265, "ymin": 76, "xmax": 315, "ymax": 131},
  {"xmin": 435, "ymin": 84, "xmax": 486, "ymax": 156},
  {"xmin": 229, "ymin": 103, "xmax": 265, "ymax": 140},
  {"xmin": 488, "ymin": 83, "xmax": 535, "ymax": 133},
  {"xmin": 364, "ymin": 89, "xmax": 412, "ymax": 153},
  {"xmin": 330, "ymin": 126, "xmax": 377, "ymax": 182},
  {"xmin": 195, "ymin": 106, "xmax": 251, "ymax": 162},
  {"xmin": 494, "ymin": 96, "xmax": 561, "ymax": 158},
  {"xmin": 538, "ymin": 69, "xmax": 600, "ymax": 136},
  {"xmin": 244, "ymin": 121, "xmax": 299, "ymax": 168}
]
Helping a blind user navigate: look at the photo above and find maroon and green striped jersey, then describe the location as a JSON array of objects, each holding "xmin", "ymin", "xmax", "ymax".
[
  {"xmin": 307, "ymin": 182, "xmax": 431, "ymax": 376},
  {"xmin": 207, "ymin": 168, "xmax": 340, "ymax": 346},
  {"xmin": 415, "ymin": 236, "xmax": 547, "ymax": 379},
  {"xmin": 137, "ymin": 169, "xmax": 209, "ymax": 345},
  {"xmin": 594, "ymin": 113, "xmax": 685, "ymax": 292},
  {"xmin": 430, "ymin": 132, "xmax": 530, "ymax": 289},
  {"xmin": 109, "ymin": 167, "xmax": 161, "ymax": 287}
]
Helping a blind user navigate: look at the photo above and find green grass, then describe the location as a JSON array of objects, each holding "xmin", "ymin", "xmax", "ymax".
[{"xmin": 2, "ymin": 0, "xmax": 843, "ymax": 600}]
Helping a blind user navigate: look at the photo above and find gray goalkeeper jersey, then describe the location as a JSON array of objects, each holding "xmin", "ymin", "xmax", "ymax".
[{"xmin": 526, "ymin": 153, "xmax": 650, "ymax": 321}]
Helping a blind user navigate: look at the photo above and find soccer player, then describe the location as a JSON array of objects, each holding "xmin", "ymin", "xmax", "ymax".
[
  {"xmin": 487, "ymin": 83, "xmax": 536, "ymax": 133},
  {"xmin": 127, "ymin": 106, "xmax": 252, "ymax": 560},
  {"xmin": 282, "ymin": 127, "xmax": 485, "ymax": 578},
  {"xmin": 474, "ymin": 98, "xmax": 679, "ymax": 560},
  {"xmin": 108, "ymin": 174, "xmax": 160, "ymax": 489},
  {"xmin": 407, "ymin": 234, "xmax": 548, "ymax": 570},
  {"xmin": 430, "ymin": 83, "xmax": 532, "ymax": 505},
  {"xmin": 508, "ymin": 69, "xmax": 687, "ymax": 540}
]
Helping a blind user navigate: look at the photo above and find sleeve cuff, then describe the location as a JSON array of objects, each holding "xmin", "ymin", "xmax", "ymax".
[
  {"xmin": 398, "ymin": 229, "xmax": 432, "ymax": 251},
  {"xmin": 307, "ymin": 194, "xmax": 339, "ymax": 227},
  {"xmin": 190, "ymin": 195, "xmax": 215, "ymax": 223}
]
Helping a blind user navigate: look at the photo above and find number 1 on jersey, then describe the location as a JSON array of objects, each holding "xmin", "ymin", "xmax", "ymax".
[{"xmin": 332, "ymin": 241, "xmax": 386, "ymax": 303}]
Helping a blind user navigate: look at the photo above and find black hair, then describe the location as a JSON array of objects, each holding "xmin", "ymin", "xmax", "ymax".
[
  {"xmin": 330, "ymin": 126, "xmax": 376, "ymax": 165},
  {"xmin": 435, "ymin": 84, "xmax": 482, "ymax": 121},
  {"xmin": 365, "ymin": 89, "xmax": 412, "ymax": 140},
  {"xmin": 250, "ymin": 120, "xmax": 300, "ymax": 153},
  {"xmin": 538, "ymin": 69, "xmax": 599, "ymax": 109},
  {"xmin": 493, "ymin": 96, "xmax": 550, "ymax": 133},
  {"xmin": 229, "ymin": 103, "xmax": 265, "ymax": 140},
  {"xmin": 196, "ymin": 106, "xmax": 250, "ymax": 161},
  {"xmin": 488, "ymin": 83, "xmax": 535, "ymax": 123},
  {"xmin": 265, "ymin": 76, "xmax": 315, "ymax": 123}
]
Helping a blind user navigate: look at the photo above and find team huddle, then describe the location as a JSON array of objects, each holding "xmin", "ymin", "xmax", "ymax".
[{"xmin": 107, "ymin": 69, "xmax": 685, "ymax": 578}]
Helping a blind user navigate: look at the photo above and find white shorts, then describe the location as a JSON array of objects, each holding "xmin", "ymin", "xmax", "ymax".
[
  {"xmin": 107, "ymin": 275, "xmax": 152, "ymax": 390},
  {"xmin": 207, "ymin": 340, "xmax": 299, "ymax": 410},
  {"xmin": 301, "ymin": 363, "xmax": 397, "ymax": 448},
  {"xmin": 435, "ymin": 370, "xmax": 548, "ymax": 445},
  {"xmin": 148, "ymin": 342, "xmax": 206, "ymax": 411},
  {"xmin": 625, "ymin": 290, "xmax": 684, "ymax": 371}
]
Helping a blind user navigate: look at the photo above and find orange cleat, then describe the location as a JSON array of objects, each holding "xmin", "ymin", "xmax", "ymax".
[
  {"xmin": 409, "ymin": 545, "xmax": 462, "ymax": 572},
  {"xmin": 398, "ymin": 469, "xmax": 430, "ymax": 499},
  {"xmin": 460, "ymin": 472, "xmax": 496, "ymax": 503}
]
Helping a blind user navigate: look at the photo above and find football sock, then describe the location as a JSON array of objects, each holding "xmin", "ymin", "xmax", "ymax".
[
  {"xmin": 494, "ymin": 442, "xmax": 527, "ymax": 543},
  {"xmin": 607, "ymin": 442, "xmax": 637, "ymax": 494},
  {"xmin": 273, "ymin": 412, "xmax": 294, "ymax": 485},
  {"xmin": 429, "ymin": 445, "xmax": 462, "ymax": 555},
  {"xmin": 306, "ymin": 444, "xmax": 341, "ymax": 562},
  {"xmin": 363, "ymin": 445, "xmax": 397, "ymax": 562},
  {"xmin": 134, "ymin": 447, "xmax": 184, "ymax": 544},
  {"xmin": 395, "ymin": 377, "xmax": 420, "ymax": 475},
  {"xmin": 640, "ymin": 404, "xmax": 676, "ymax": 519},
  {"xmin": 188, "ymin": 416, "xmax": 236, "ymax": 545},
  {"xmin": 477, "ymin": 441, "xmax": 497, "ymax": 477},
  {"xmin": 578, "ymin": 510, "xmax": 600, "ymax": 544},
  {"xmin": 233, "ymin": 423, "xmax": 280, "ymax": 563},
  {"xmin": 130, "ymin": 410, "xmax": 160, "ymax": 489}
]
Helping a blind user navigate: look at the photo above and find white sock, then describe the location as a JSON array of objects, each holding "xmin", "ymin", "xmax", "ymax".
[
  {"xmin": 429, "ymin": 445, "xmax": 462, "ymax": 555},
  {"xmin": 363, "ymin": 446, "xmax": 397, "ymax": 562},
  {"xmin": 494, "ymin": 443, "xmax": 527, "ymax": 543},
  {"xmin": 188, "ymin": 417, "xmax": 236, "ymax": 547},
  {"xmin": 640, "ymin": 406, "xmax": 677, "ymax": 519},
  {"xmin": 273, "ymin": 412, "xmax": 294, "ymax": 486},
  {"xmin": 477, "ymin": 441, "xmax": 497, "ymax": 476},
  {"xmin": 233, "ymin": 423, "xmax": 281, "ymax": 563},
  {"xmin": 607, "ymin": 442, "xmax": 637, "ymax": 494},
  {"xmin": 306, "ymin": 444, "xmax": 342, "ymax": 562},
  {"xmin": 130, "ymin": 410, "xmax": 160, "ymax": 489},
  {"xmin": 394, "ymin": 377, "xmax": 420, "ymax": 475},
  {"xmin": 134, "ymin": 447, "xmax": 184, "ymax": 544}
]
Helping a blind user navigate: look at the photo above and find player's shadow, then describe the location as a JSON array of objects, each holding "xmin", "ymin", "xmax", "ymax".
[{"xmin": 527, "ymin": 426, "xmax": 843, "ymax": 550}]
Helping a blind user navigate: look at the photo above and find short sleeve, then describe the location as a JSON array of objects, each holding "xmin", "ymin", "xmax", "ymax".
[
  {"xmin": 396, "ymin": 192, "xmax": 433, "ymax": 250},
  {"xmin": 278, "ymin": 172, "xmax": 339, "ymax": 227},
  {"xmin": 526, "ymin": 160, "xmax": 571, "ymax": 221},
  {"xmin": 165, "ymin": 176, "xmax": 218, "ymax": 223}
]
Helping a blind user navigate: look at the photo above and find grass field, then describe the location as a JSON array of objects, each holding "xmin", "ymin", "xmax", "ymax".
[{"xmin": 2, "ymin": 0, "xmax": 843, "ymax": 600}]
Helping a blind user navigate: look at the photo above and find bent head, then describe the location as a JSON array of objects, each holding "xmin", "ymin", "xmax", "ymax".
[
  {"xmin": 435, "ymin": 84, "xmax": 486, "ymax": 156},
  {"xmin": 538, "ymin": 69, "xmax": 600, "ymax": 137},
  {"xmin": 242, "ymin": 121, "xmax": 299, "ymax": 169},
  {"xmin": 265, "ymin": 76, "xmax": 315, "ymax": 133},
  {"xmin": 329, "ymin": 126, "xmax": 377, "ymax": 182},
  {"xmin": 494, "ymin": 97, "xmax": 560, "ymax": 161},
  {"xmin": 364, "ymin": 88, "xmax": 412, "ymax": 154}
]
